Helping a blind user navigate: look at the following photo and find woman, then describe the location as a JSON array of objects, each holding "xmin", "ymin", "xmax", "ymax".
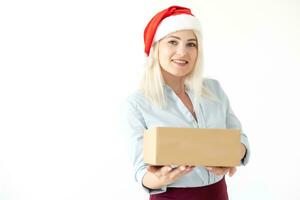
[{"xmin": 121, "ymin": 5, "xmax": 250, "ymax": 200}]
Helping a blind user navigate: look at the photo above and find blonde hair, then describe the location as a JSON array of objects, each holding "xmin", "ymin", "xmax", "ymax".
[{"xmin": 140, "ymin": 30, "xmax": 213, "ymax": 107}]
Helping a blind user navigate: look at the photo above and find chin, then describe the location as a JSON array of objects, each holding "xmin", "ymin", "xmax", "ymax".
[
  {"xmin": 170, "ymin": 72, "xmax": 189, "ymax": 77},
  {"xmin": 171, "ymin": 69, "xmax": 191, "ymax": 77}
]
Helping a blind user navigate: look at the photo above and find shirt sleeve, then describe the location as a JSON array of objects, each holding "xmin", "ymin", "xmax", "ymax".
[
  {"xmin": 209, "ymin": 79, "xmax": 250, "ymax": 166},
  {"xmin": 226, "ymin": 104, "xmax": 250, "ymax": 165},
  {"xmin": 121, "ymin": 97, "xmax": 167, "ymax": 194}
]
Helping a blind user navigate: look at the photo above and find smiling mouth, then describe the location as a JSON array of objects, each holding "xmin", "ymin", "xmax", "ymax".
[{"xmin": 171, "ymin": 59, "xmax": 189, "ymax": 65}]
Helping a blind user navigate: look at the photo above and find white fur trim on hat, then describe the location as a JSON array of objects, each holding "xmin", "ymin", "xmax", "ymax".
[{"xmin": 153, "ymin": 14, "xmax": 202, "ymax": 43}]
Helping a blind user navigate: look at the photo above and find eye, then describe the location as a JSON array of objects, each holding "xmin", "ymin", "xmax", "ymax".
[
  {"xmin": 168, "ymin": 40, "xmax": 178, "ymax": 45},
  {"xmin": 187, "ymin": 42, "xmax": 197, "ymax": 48}
]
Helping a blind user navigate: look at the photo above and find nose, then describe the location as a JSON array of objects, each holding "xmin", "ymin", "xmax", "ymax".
[{"xmin": 175, "ymin": 44, "xmax": 187, "ymax": 56}]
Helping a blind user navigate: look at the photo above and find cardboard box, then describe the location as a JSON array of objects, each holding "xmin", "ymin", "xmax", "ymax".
[{"xmin": 143, "ymin": 127, "xmax": 241, "ymax": 167}]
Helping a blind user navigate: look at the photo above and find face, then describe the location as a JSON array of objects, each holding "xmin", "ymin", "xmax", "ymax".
[{"xmin": 158, "ymin": 30, "xmax": 198, "ymax": 78}]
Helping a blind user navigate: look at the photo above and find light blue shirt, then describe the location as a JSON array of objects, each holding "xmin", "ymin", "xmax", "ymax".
[{"xmin": 121, "ymin": 78, "xmax": 250, "ymax": 194}]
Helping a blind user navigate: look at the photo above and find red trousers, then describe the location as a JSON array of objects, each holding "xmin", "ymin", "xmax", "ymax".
[{"xmin": 150, "ymin": 178, "xmax": 228, "ymax": 200}]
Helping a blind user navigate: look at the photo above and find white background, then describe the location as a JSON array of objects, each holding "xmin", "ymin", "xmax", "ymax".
[{"xmin": 1, "ymin": 0, "xmax": 300, "ymax": 199}]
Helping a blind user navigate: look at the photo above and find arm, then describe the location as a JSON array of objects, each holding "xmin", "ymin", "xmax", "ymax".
[
  {"xmin": 226, "ymin": 105, "xmax": 250, "ymax": 165},
  {"xmin": 214, "ymin": 79, "xmax": 250, "ymax": 165},
  {"xmin": 204, "ymin": 78, "xmax": 250, "ymax": 165},
  {"xmin": 122, "ymin": 98, "xmax": 184, "ymax": 193},
  {"xmin": 122, "ymin": 98, "xmax": 195, "ymax": 192},
  {"xmin": 121, "ymin": 99, "xmax": 149, "ymax": 189},
  {"xmin": 204, "ymin": 80, "xmax": 250, "ymax": 176}
]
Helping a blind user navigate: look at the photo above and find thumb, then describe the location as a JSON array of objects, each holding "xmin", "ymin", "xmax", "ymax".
[
  {"xmin": 228, "ymin": 167, "xmax": 237, "ymax": 177},
  {"xmin": 147, "ymin": 165, "xmax": 160, "ymax": 173}
]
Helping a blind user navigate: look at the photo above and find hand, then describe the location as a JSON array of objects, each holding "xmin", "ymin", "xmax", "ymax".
[
  {"xmin": 147, "ymin": 165, "xmax": 195, "ymax": 186},
  {"xmin": 205, "ymin": 166, "xmax": 237, "ymax": 177},
  {"xmin": 240, "ymin": 143, "xmax": 246, "ymax": 159}
]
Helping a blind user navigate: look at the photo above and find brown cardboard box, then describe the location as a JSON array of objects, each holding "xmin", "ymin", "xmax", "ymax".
[{"xmin": 143, "ymin": 127, "xmax": 241, "ymax": 167}]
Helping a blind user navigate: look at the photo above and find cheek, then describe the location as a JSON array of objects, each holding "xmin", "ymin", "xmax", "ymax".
[
  {"xmin": 160, "ymin": 48, "xmax": 171, "ymax": 58},
  {"xmin": 191, "ymin": 51, "xmax": 198, "ymax": 63},
  {"xmin": 159, "ymin": 50, "xmax": 171, "ymax": 64}
]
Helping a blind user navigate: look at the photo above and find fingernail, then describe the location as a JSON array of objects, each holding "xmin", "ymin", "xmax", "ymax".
[{"xmin": 180, "ymin": 166, "xmax": 186, "ymax": 171}]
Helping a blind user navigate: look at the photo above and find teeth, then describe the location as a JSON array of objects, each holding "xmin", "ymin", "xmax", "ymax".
[{"xmin": 173, "ymin": 59, "xmax": 187, "ymax": 64}]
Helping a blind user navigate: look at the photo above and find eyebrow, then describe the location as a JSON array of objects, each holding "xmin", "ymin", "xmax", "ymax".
[{"xmin": 167, "ymin": 35, "xmax": 197, "ymax": 42}]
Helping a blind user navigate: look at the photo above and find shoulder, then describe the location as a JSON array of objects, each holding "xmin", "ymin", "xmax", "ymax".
[
  {"xmin": 203, "ymin": 78, "xmax": 223, "ymax": 94},
  {"xmin": 122, "ymin": 89, "xmax": 148, "ymax": 110},
  {"xmin": 203, "ymin": 78, "xmax": 221, "ymax": 90},
  {"xmin": 126, "ymin": 90, "xmax": 146, "ymax": 104},
  {"xmin": 202, "ymin": 78, "xmax": 228, "ymax": 101}
]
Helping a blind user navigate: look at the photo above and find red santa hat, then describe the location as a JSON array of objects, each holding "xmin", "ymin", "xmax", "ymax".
[{"xmin": 144, "ymin": 5, "xmax": 202, "ymax": 56}]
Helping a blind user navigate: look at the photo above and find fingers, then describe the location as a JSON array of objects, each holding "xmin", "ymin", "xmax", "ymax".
[
  {"xmin": 228, "ymin": 167, "xmax": 237, "ymax": 177},
  {"xmin": 149, "ymin": 165, "xmax": 236, "ymax": 178},
  {"xmin": 147, "ymin": 165, "xmax": 173, "ymax": 176},
  {"xmin": 206, "ymin": 166, "xmax": 237, "ymax": 177},
  {"xmin": 206, "ymin": 166, "xmax": 226, "ymax": 176},
  {"xmin": 160, "ymin": 166, "xmax": 172, "ymax": 176},
  {"xmin": 147, "ymin": 165, "xmax": 195, "ymax": 185},
  {"xmin": 169, "ymin": 166, "xmax": 194, "ymax": 179}
]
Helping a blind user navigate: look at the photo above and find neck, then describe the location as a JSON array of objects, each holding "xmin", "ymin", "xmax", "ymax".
[{"xmin": 162, "ymin": 71, "xmax": 186, "ymax": 95}]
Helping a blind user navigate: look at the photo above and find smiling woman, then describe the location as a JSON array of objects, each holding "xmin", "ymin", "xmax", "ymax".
[
  {"xmin": 121, "ymin": 5, "xmax": 250, "ymax": 200},
  {"xmin": 159, "ymin": 30, "xmax": 198, "ymax": 78},
  {"xmin": 157, "ymin": 30, "xmax": 199, "ymax": 119}
]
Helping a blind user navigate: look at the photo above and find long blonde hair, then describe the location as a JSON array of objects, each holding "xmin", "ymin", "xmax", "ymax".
[{"xmin": 140, "ymin": 30, "xmax": 212, "ymax": 107}]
